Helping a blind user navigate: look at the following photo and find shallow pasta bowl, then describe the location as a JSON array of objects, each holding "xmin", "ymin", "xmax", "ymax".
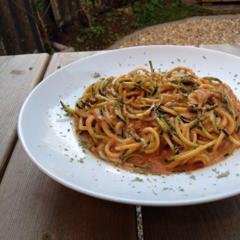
[{"xmin": 18, "ymin": 45, "xmax": 240, "ymax": 206}]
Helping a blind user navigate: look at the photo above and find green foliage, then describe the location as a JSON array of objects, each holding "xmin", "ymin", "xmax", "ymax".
[
  {"xmin": 76, "ymin": 23, "xmax": 104, "ymax": 43},
  {"xmin": 132, "ymin": 0, "xmax": 198, "ymax": 27},
  {"xmin": 34, "ymin": 0, "xmax": 47, "ymax": 12},
  {"xmin": 69, "ymin": 0, "xmax": 206, "ymax": 51}
]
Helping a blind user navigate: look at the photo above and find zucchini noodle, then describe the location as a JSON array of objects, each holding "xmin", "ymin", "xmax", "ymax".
[{"xmin": 61, "ymin": 64, "xmax": 240, "ymax": 174}]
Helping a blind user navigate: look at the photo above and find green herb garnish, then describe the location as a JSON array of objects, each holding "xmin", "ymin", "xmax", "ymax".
[
  {"xmin": 217, "ymin": 171, "xmax": 230, "ymax": 179},
  {"xmin": 93, "ymin": 72, "xmax": 101, "ymax": 78},
  {"xmin": 149, "ymin": 60, "xmax": 154, "ymax": 72},
  {"xmin": 132, "ymin": 177, "xmax": 143, "ymax": 182}
]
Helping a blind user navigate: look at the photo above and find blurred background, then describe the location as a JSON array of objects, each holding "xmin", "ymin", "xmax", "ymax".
[{"xmin": 0, "ymin": 0, "xmax": 240, "ymax": 55}]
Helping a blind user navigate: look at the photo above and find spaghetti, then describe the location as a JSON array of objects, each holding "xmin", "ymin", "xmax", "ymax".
[{"xmin": 61, "ymin": 64, "xmax": 240, "ymax": 174}]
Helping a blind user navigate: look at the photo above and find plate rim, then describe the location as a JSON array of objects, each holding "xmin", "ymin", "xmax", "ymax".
[{"xmin": 18, "ymin": 45, "xmax": 240, "ymax": 206}]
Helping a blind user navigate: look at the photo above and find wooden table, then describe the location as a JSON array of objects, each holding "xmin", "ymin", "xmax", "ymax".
[{"xmin": 0, "ymin": 44, "xmax": 240, "ymax": 240}]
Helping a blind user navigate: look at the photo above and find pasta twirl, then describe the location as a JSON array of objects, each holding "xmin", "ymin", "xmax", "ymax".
[{"xmin": 61, "ymin": 65, "xmax": 240, "ymax": 174}]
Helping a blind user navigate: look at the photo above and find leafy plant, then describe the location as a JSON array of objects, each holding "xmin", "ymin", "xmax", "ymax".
[
  {"xmin": 33, "ymin": 0, "xmax": 47, "ymax": 12},
  {"xmin": 132, "ymin": 0, "xmax": 198, "ymax": 27}
]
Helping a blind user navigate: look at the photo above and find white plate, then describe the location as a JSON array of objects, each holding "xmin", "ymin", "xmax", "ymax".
[{"xmin": 18, "ymin": 46, "xmax": 240, "ymax": 206}]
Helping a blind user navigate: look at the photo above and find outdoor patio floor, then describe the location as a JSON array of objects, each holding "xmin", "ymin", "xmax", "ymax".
[{"xmin": 109, "ymin": 15, "xmax": 240, "ymax": 49}]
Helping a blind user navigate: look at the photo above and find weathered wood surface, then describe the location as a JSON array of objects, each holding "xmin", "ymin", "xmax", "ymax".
[
  {"xmin": 0, "ymin": 52, "xmax": 137, "ymax": 240},
  {"xmin": 44, "ymin": 51, "xmax": 97, "ymax": 76},
  {"xmin": 0, "ymin": 53, "xmax": 49, "ymax": 177}
]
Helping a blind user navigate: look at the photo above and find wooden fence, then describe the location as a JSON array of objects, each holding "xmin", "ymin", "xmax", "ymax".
[
  {"xmin": 0, "ymin": 0, "xmax": 131, "ymax": 55},
  {"xmin": 50, "ymin": 0, "xmax": 131, "ymax": 27}
]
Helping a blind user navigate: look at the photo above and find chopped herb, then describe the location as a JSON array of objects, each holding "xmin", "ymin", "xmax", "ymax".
[
  {"xmin": 180, "ymin": 92, "xmax": 188, "ymax": 97},
  {"xmin": 212, "ymin": 168, "xmax": 219, "ymax": 174},
  {"xmin": 164, "ymin": 158, "xmax": 173, "ymax": 163},
  {"xmin": 178, "ymin": 187, "xmax": 184, "ymax": 192},
  {"xmin": 179, "ymin": 115, "xmax": 191, "ymax": 123},
  {"xmin": 204, "ymin": 77, "xmax": 222, "ymax": 83},
  {"xmin": 190, "ymin": 175, "xmax": 196, "ymax": 180},
  {"xmin": 192, "ymin": 84, "xmax": 199, "ymax": 90},
  {"xmin": 80, "ymin": 100, "xmax": 92, "ymax": 109},
  {"xmin": 93, "ymin": 72, "xmax": 101, "ymax": 78},
  {"xmin": 222, "ymin": 129, "xmax": 229, "ymax": 137},
  {"xmin": 107, "ymin": 123, "xmax": 115, "ymax": 133},
  {"xmin": 121, "ymin": 128, "xmax": 126, "ymax": 139},
  {"xmin": 132, "ymin": 135, "xmax": 141, "ymax": 143},
  {"xmin": 154, "ymin": 105, "xmax": 165, "ymax": 116},
  {"xmin": 236, "ymin": 124, "xmax": 240, "ymax": 132},
  {"xmin": 151, "ymin": 85, "xmax": 158, "ymax": 96},
  {"xmin": 99, "ymin": 108, "xmax": 104, "ymax": 116},
  {"xmin": 135, "ymin": 82, "xmax": 150, "ymax": 94},
  {"xmin": 216, "ymin": 171, "xmax": 230, "ymax": 179},
  {"xmin": 170, "ymin": 80, "xmax": 188, "ymax": 91},
  {"xmin": 60, "ymin": 101, "xmax": 75, "ymax": 115},
  {"xmin": 221, "ymin": 91, "xmax": 234, "ymax": 116},
  {"xmin": 99, "ymin": 88, "xmax": 106, "ymax": 96},
  {"xmin": 162, "ymin": 187, "xmax": 172, "ymax": 191},
  {"xmin": 205, "ymin": 104, "xmax": 218, "ymax": 112},
  {"xmin": 132, "ymin": 177, "xmax": 143, "ymax": 182},
  {"xmin": 149, "ymin": 60, "xmax": 154, "ymax": 72},
  {"xmin": 174, "ymin": 145, "xmax": 180, "ymax": 154},
  {"xmin": 76, "ymin": 103, "xmax": 82, "ymax": 109}
]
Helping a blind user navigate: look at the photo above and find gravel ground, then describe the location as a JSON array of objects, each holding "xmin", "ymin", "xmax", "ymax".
[{"xmin": 109, "ymin": 15, "xmax": 240, "ymax": 49}]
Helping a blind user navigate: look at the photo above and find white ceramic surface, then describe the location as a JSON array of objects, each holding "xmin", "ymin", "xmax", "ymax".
[{"xmin": 18, "ymin": 46, "xmax": 240, "ymax": 206}]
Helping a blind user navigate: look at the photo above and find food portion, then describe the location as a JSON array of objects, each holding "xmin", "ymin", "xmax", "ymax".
[{"xmin": 61, "ymin": 64, "xmax": 240, "ymax": 174}]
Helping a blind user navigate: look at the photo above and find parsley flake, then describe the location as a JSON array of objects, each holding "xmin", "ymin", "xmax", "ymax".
[
  {"xmin": 132, "ymin": 177, "xmax": 143, "ymax": 182},
  {"xmin": 216, "ymin": 171, "xmax": 230, "ymax": 179}
]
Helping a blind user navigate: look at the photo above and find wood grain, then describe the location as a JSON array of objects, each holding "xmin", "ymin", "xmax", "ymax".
[
  {"xmin": 143, "ymin": 198, "xmax": 240, "ymax": 240},
  {"xmin": 0, "ymin": 53, "xmax": 49, "ymax": 176},
  {"xmin": 142, "ymin": 44, "xmax": 240, "ymax": 240},
  {"xmin": 44, "ymin": 51, "xmax": 98, "ymax": 77},
  {"xmin": 0, "ymin": 52, "xmax": 137, "ymax": 240},
  {"xmin": 0, "ymin": 143, "xmax": 137, "ymax": 240}
]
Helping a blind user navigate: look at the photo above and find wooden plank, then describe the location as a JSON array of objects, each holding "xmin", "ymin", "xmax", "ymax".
[
  {"xmin": 0, "ymin": 52, "xmax": 137, "ymax": 240},
  {"xmin": 0, "ymin": 53, "xmax": 49, "ymax": 177},
  {"xmin": 143, "ymin": 198, "xmax": 240, "ymax": 240},
  {"xmin": 44, "ymin": 51, "xmax": 98, "ymax": 76},
  {"xmin": 142, "ymin": 44, "xmax": 240, "ymax": 240}
]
